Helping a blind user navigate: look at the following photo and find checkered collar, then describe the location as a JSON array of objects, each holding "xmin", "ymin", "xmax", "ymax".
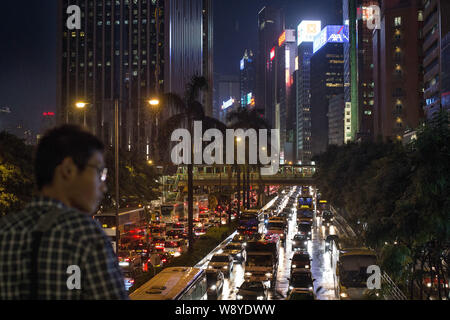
[{"xmin": 26, "ymin": 196, "xmax": 70, "ymax": 211}]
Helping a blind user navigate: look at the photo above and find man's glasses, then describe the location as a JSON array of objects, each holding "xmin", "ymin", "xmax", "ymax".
[{"xmin": 86, "ymin": 164, "xmax": 108, "ymax": 182}]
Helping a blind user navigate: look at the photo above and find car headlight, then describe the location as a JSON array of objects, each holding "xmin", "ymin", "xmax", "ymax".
[
  {"xmin": 265, "ymin": 273, "xmax": 271, "ymax": 278},
  {"xmin": 210, "ymin": 285, "xmax": 216, "ymax": 290},
  {"xmin": 236, "ymin": 253, "xmax": 241, "ymax": 257},
  {"xmin": 222, "ymin": 266, "xmax": 228, "ymax": 269},
  {"xmin": 340, "ymin": 292, "xmax": 348, "ymax": 298},
  {"xmin": 257, "ymin": 296, "xmax": 264, "ymax": 300},
  {"xmin": 292, "ymin": 264, "xmax": 297, "ymax": 268},
  {"xmin": 208, "ymin": 266, "xmax": 213, "ymax": 269},
  {"xmin": 305, "ymin": 265, "xmax": 309, "ymax": 269},
  {"xmin": 309, "ymin": 286, "xmax": 313, "ymax": 290},
  {"xmin": 237, "ymin": 295, "xmax": 243, "ymax": 300},
  {"xmin": 245, "ymin": 272, "xmax": 252, "ymax": 276},
  {"xmin": 289, "ymin": 286, "xmax": 293, "ymax": 290}
]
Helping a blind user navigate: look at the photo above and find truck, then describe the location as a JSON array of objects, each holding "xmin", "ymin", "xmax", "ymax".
[
  {"xmin": 238, "ymin": 210, "xmax": 261, "ymax": 235},
  {"xmin": 244, "ymin": 234, "xmax": 280, "ymax": 287},
  {"xmin": 337, "ymin": 248, "xmax": 378, "ymax": 300},
  {"xmin": 266, "ymin": 217, "xmax": 287, "ymax": 244}
]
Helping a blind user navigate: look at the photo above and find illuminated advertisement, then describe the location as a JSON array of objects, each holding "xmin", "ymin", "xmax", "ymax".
[
  {"xmin": 240, "ymin": 58, "xmax": 245, "ymax": 70},
  {"xmin": 270, "ymin": 47, "xmax": 275, "ymax": 61},
  {"xmin": 221, "ymin": 98, "xmax": 235, "ymax": 110},
  {"xmin": 278, "ymin": 31, "xmax": 286, "ymax": 47},
  {"xmin": 295, "ymin": 56, "xmax": 299, "ymax": 71},
  {"xmin": 247, "ymin": 92, "xmax": 252, "ymax": 105},
  {"xmin": 297, "ymin": 20, "xmax": 321, "ymax": 45},
  {"xmin": 313, "ymin": 25, "xmax": 349, "ymax": 54}
]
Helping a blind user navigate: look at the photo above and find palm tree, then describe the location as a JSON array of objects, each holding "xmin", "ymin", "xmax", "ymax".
[
  {"xmin": 226, "ymin": 107, "xmax": 271, "ymax": 210},
  {"xmin": 160, "ymin": 76, "xmax": 226, "ymax": 253}
]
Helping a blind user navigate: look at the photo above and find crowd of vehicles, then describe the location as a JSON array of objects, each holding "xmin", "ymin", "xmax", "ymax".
[{"xmin": 105, "ymin": 184, "xmax": 383, "ymax": 300}]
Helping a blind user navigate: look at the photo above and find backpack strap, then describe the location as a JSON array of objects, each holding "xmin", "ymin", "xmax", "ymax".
[{"xmin": 29, "ymin": 208, "xmax": 61, "ymax": 300}]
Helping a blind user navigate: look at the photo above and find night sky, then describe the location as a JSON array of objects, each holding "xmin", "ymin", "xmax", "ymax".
[{"xmin": 0, "ymin": 0, "xmax": 340, "ymax": 133}]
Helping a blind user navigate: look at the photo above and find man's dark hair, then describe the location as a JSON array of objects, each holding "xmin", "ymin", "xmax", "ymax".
[{"xmin": 34, "ymin": 125, "xmax": 105, "ymax": 190}]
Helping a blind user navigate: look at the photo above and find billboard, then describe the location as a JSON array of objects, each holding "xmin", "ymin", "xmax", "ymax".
[
  {"xmin": 297, "ymin": 20, "xmax": 321, "ymax": 46},
  {"xmin": 221, "ymin": 98, "xmax": 235, "ymax": 110},
  {"xmin": 278, "ymin": 31, "xmax": 286, "ymax": 47},
  {"xmin": 313, "ymin": 25, "xmax": 349, "ymax": 54},
  {"xmin": 270, "ymin": 47, "xmax": 275, "ymax": 61}
]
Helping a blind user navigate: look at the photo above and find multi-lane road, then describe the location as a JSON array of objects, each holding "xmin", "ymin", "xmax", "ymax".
[{"xmin": 196, "ymin": 186, "xmax": 341, "ymax": 300}]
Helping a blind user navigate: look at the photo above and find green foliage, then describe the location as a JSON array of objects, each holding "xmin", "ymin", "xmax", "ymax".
[
  {"xmin": 101, "ymin": 148, "xmax": 161, "ymax": 210},
  {"xmin": 0, "ymin": 132, "xmax": 34, "ymax": 216}
]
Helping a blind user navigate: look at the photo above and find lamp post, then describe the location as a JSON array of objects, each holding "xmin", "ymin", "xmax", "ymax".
[{"xmin": 75, "ymin": 97, "xmax": 159, "ymax": 254}]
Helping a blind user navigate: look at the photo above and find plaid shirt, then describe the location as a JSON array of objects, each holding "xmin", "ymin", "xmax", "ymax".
[{"xmin": 0, "ymin": 197, "xmax": 129, "ymax": 300}]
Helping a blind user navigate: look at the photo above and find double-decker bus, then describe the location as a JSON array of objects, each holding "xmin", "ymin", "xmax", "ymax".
[
  {"xmin": 337, "ymin": 248, "xmax": 378, "ymax": 300},
  {"xmin": 130, "ymin": 267, "xmax": 207, "ymax": 300},
  {"xmin": 93, "ymin": 207, "xmax": 147, "ymax": 252},
  {"xmin": 154, "ymin": 202, "xmax": 185, "ymax": 224}
]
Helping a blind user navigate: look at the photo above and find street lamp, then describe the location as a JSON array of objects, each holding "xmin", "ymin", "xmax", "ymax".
[
  {"xmin": 148, "ymin": 99, "xmax": 160, "ymax": 106},
  {"xmin": 75, "ymin": 101, "xmax": 88, "ymax": 127}
]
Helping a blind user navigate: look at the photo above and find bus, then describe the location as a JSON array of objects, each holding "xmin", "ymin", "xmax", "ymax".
[
  {"xmin": 93, "ymin": 207, "xmax": 147, "ymax": 252},
  {"xmin": 337, "ymin": 248, "xmax": 378, "ymax": 300},
  {"xmin": 154, "ymin": 202, "xmax": 185, "ymax": 224},
  {"xmin": 130, "ymin": 267, "xmax": 207, "ymax": 300}
]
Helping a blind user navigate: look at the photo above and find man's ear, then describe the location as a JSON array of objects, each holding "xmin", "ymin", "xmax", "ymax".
[{"xmin": 59, "ymin": 157, "xmax": 78, "ymax": 182}]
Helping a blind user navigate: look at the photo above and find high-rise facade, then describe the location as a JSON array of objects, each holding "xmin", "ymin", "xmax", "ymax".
[
  {"xmin": 240, "ymin": 50, "xmax": 256, "ymax": 109},
  {"xmin": 310, "ymin": 26, "xmax": 346, "ymax": 156},
  {"xmin": 372, "ymin": 0, "xmax": 424, "ymax": 141},
  {"xmin": 217, "ymin": 75, "xmax": 240, "ymax": 124},
  {"xmin": 57, "ymin": 0, "xmax": 210, "ymax": 156},
  {"xmin": 274, "ymin": 29, "xmax": 297, "ymax": 163},
  {"xmin": 422, "ymin": 0, "xmax": 450, "ymax": 117},
  {"xmin": 295, "ymin": 20, "xmax": 321, "ymax": 163},
  {"xmin": 256, "ymin": 6, "xmax": 284, "ymax": 127},
  {"xmin": 343, "ymin": 0, "xmax": 379, "ymax": 143},
  {"xmin": 327, "ymin": 93, "xmax": 345, "ymax": 146}
]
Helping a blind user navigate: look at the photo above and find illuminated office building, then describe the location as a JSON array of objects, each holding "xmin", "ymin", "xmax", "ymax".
[{"xmin": 57, "ymin": 0, "xmax": 211, "ymax": 155}]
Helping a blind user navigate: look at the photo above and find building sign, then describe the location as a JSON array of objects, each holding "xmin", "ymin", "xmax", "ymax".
[
  {"xmin": 297, "ymin": 20, "xmax": 321, "ymax": 45},
  {"xmin": 247, "ymin": 93, "xmax": 252, "ymax": 106},
  {"xmin": 313, "ymin": 25, "xmax": 349, "ymax": 53},
  {"xmin": 278, "ymin": 31, "xmax": 286, "ymax": 47},
  {"xmin": 270, "ymin": 47, "xmax": 275, "ymax": 61},
  {"xmin": 221, "ymin": 98, "xmax": 235, "ymax": 110},
  {"xmin": 240, "ymin": 58, "xmax": 245, "ymax": 70}
]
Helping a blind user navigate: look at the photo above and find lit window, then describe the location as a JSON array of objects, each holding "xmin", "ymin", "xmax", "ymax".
[
  {"xmin": 394, "ymin": 17, "xmax": 402, "ymax": 27},
  {"xmin": 418, "ymin": 11, "xmax": 423, "ymax": 22}
]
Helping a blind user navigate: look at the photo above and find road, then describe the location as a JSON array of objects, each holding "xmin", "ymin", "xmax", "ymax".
[{"xmin": 196, "ymin": 186, "xmax": 341, "ymax": 300}]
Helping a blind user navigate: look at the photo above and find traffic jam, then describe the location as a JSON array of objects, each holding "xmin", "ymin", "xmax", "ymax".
[{"xmin": 197, "ymin": 186, "xmax": 340, "ymax": 300}]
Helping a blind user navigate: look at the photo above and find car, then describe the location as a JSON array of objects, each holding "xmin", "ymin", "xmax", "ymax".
[
  {"xmin": 232, "ymin": 233, "xmax": 247, "ymax": 246},
  {"xmin": 325, "ymin": 234, "xmax": 339, "ymax": 251},
  {"xmin": 297, "ymin": 222, "xmax": 312, "ymax": 239},
  {"xmin": 286, "ymin": 288, "xmax": 317, "ymax": 300},
  {"xmin": 206, "ymin": 269, "xmax": 224, "ymax": 300},
  {"xmin": 207, "ymin": 253, "xmax": 234, "ymax": 277},
  {"xmin": 236, "ymin": 281, "xmax": 268, "ymax": 300},
  {"xmin": 163, "ymin": 239, "xmax": 187, "ymax": 257},
  {"xmin": 223, "ymin": 242, "xmax": 246, "ymax": 263},
  {"xmin": 323, "ymin": 211, "xmax": 334, "ymax": 226},
  {"xmin": 287, "ymin": 269, "xmax": 315, "ymax": 295},
  {"xmin": 290, "ymin": 252, "xmax": 311, "ymax": 274},
  {"xmin": 292, "ymin": 233, "xmax": 308, "ymax": 251},
  {"xmin": 194, "ymin": 227, "xmax": 207, "ymax": 236}
]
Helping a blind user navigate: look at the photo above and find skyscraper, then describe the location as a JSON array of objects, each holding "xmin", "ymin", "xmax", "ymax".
[
  {"xmin": 57, "ymin": 0, "xmax": 210, "ymax": 156},
  {"xmin": 274, "ymin": 29, "xmax": 297, "ymax": 163},
  {"xmin": 422, "ymin": 0, "xmax": 450, "ymax": 117},
  {"xmin": 372, "ymin": 0, "xmax": 424, "ymax": 141},
  {"xmin": 256, "ymin": 6, "xmax": 284, "ymax": 127},
  {"xmin": 310, "ymin": 26, "xmax": 346, "ymax": 156},
  {"xmin": 240, "ymin": 50, "xmax": 256, "ymax": 109},
  {"xmin": 343, "ymin": 0, "xmax": 379, "ymax": 143},
  {"xmin": 296, "ymin": 20, "xmax": 321, "ymax": 163}
]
